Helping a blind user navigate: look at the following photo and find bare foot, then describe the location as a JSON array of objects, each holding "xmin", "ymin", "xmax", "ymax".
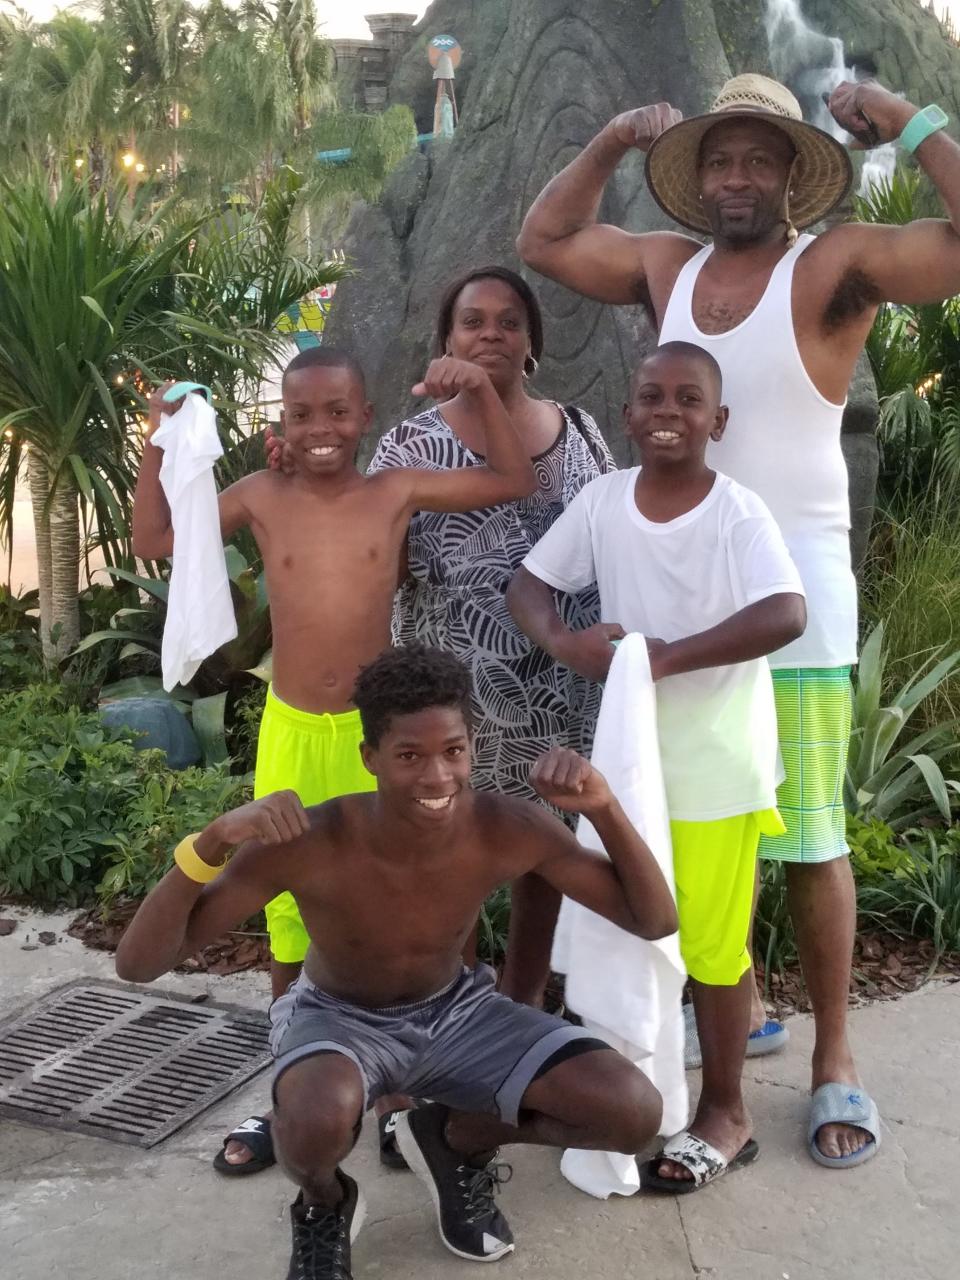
[
  {"xmin": 812, "ymin": 1047, "xmax": 872, "ymax": 1160},
  {"xmin": 657, "ymin": 1103, "xmax": 752, "ymax": 1181}
]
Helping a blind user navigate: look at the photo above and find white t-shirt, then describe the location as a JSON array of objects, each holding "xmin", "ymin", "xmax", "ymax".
[{"xmin": 523, "ymin": 469, "xmax": 805, "ymax": 821}]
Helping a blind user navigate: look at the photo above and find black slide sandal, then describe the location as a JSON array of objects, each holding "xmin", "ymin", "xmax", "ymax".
[{"xmin": 213, "ymin": 1115, "xmax": 276, "ymax": 1176}]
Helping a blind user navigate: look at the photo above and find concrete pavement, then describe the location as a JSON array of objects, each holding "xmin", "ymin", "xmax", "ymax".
[{"xmin": 1, "ymin": 909, "xmax": 958, "ymax": 1280}]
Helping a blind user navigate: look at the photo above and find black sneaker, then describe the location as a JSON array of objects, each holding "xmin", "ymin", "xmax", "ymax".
[
  {"xmin": 287, "ymin": 1169, "xmax": 365, "ymax": 1279},
  {"xmin": 395, "ymin": 1103, "xmax": 514, "ymax": 1262}
]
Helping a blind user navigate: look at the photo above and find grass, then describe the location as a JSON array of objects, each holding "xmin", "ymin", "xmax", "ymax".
[{"xmin": 859, "ymin": 503, "xmax": 960, "ymax": 730}]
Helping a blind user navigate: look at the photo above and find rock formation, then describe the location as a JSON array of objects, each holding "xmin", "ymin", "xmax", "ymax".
[{"xmin": 326, "ymin": 0, "xmax": 960, "ymax": 564}]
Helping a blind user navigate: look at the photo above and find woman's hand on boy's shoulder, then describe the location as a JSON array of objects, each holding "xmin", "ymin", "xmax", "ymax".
[{"xmin": 263, "ymin": 425, "xmax": 296, "ymax": 475}]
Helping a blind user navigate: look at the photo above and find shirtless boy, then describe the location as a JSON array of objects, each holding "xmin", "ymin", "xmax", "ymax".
[
  {"xmin": 132, "ymin": 348, "xmax": 536, "ymax": 1170},
  {"xmin": 116, "ymin": 644, "xmax": 678, "ymax": 1279}
]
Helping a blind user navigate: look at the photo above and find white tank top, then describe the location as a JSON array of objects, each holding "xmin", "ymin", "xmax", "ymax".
[{"xmin": 660, "ymin": 233, "xmax": 857, "ymax": 668}]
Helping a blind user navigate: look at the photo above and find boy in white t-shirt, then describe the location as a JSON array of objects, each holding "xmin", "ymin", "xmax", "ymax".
[{"xmin": 506, "ymin": 341, "xmax": 806, "ymax": 1193}]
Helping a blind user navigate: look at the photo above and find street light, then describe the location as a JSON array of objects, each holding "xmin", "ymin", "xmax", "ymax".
[{"xmin": 121, "ymin": 152, "xmax": 136, "ymax": 169}]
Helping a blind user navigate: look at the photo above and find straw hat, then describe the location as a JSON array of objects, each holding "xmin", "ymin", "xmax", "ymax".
[{"xmin": 644, "ymin": 73, "xmax": 853, "ymax": 236}]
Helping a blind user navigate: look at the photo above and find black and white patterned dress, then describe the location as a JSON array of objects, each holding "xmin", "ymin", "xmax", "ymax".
[{"xmin": 368, "ymin": 404, "xmax": 615, "ymax": 813}]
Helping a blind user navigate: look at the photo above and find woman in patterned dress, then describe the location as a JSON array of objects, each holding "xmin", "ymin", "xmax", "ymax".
[{"xmin": 368, "ymin": 266, "xmax": 615, "ymax": 1003}]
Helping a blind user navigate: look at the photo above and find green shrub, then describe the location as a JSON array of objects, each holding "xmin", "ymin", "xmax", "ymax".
[
  {"xmin": 478, "ymin": 886, "xmax": 512, "ymax": 966},
  {"xmin": 229, "ymin": 682, "xmax": 268, "ymax": 774},
  {"xmin": 857, "ymin": 826, "xmax": 960, "ymax": 961},
  {"xmin": 847, "ymin": 814, "xmax": 912, "ymax": 882},
  {"xmin": 753, "ymin": 861, "xmax": 796, "ymax": 992},
  {"xmin": 860, "ymin": 508, "xmax": 960, "ymax": 730},
  {"xmin": 0, "ymin": 682, "xmax": 249, "ymax": 906},
  {"xmin": 846, "ymin": 622, "xmax": 960, "ymax": 831}
]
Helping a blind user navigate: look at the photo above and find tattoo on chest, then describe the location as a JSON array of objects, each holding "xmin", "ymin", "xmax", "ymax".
[{"xmin": 693, "ymin": 299, "xmax": 758, "ymax": 334}]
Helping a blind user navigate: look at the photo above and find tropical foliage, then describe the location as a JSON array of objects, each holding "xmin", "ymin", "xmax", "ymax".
[
  {"xmin": 0, "ymin": 0, "xmax": 416, "ymax": 213},
  {"xmin": 854, "ymin": 167, "xmax": 960, "ymax": 507},
  {"xmin": 0, "ymin": 170, "xmax": 343, "ymax": 665},
  {"xmin": 0, "ymin": 680, "xmax": 249, "ymax": 905},
  {"xmin": 845, "ymin": 623, "xmax": 960, "ymax": 831}
]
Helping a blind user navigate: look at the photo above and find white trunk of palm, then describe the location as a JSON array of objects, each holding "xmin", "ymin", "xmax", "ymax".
[
  {"xmin": 29, "ymin": 453, "xmax": 80, "ymax": 664},
  {"xmin": 28, "ymin": 451, "xmax": 54, "ymax": 657},
  {"xmin": 48, "ymin": 469, "xmax": 80, "ymax": 663}
]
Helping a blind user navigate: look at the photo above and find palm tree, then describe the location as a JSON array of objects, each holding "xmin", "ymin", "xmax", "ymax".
[
  {"xmin": 0, "ymin": 10, "xmax": 124, "ymax": 192},
  {"xmin": 0, "ymin": 179, "xmax": 194, "ymax": 663},
  {"xmin": 0, "ymin": 172, "xmax": 345, "ymax": 666}
]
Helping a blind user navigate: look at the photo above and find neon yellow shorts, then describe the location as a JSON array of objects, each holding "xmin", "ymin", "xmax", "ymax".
[
  {"xmin": 254, "ymin": 687, "xmax": 376, "ymax": 964},
  {"xmin": 671, "ymin": 808, "xmax": 785, "ymax": 986}
]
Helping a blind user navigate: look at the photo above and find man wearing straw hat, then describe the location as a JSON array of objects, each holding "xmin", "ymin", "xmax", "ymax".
[{"xmin": 519, "ymin": 73, "xmax": 960, "ymax": 1179}]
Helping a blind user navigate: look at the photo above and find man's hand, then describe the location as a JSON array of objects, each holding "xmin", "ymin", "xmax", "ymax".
[
  {"xmin": 204, "ymin": 791, "xmax": 310, "ymax": 855},
  {"xmin": 530, "ymin": 747, "xmax": 613, "ymax": 817},
  {"xmin": 146, "ymin": 382, "xmax": 184, "ymax": 442},
  {"xmin": 264, "ymin": 424, "xmax": 295, "ymax": 474},
  {"xmin": 608, "ymin": 103, "xmax": 683, "ymax": 152},
  {"xmin": 412, "ymin": 357, "xmax": 493, "ymax": 400},
  {"xmin": 555, "ymin": 623, "xmax": 625, "ymax": 683},
  {"xmin": 827, "ymin": 80, "xmax": 916, "ymax": 150}
]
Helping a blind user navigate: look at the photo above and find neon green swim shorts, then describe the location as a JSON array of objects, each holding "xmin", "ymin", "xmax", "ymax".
[
  {"xmin": 255, "ymin": 686, "xmax": 376, "ymax": 964},
  {"xmin": 672, "ymin": 809, "xmax": 785, "ymax": 986}
]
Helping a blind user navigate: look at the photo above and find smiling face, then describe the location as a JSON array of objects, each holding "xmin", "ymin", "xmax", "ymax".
[
  {"xmin": 361, "ymin": 705, "xmax": 473, "ymax": 830},
  {"xmin": 280, "ymin": 365, "xmax": 372, "ymax": 478},
  {"xmin": 697, "ymin": 118, "xmax": 796, "ymax": 246},
  {"xmin": 445, "ymin": 278, "xmax": 533, "ymax": 390},
  {"xmin": 625, "ymin": 349, "xmax": 728, "ymax": 468}
]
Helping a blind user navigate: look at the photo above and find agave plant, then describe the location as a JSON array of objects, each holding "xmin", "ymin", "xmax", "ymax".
[
  {"xmin": 857, "ymin": 826, "xmax": 960, "ymax": 961},
  {"xmin": 846, "ymin": 622, "xmax": 960, "ymax": 831},
  {"xmin": 73, "ymin": 546, "xmax": 271, "ymax": 763}
]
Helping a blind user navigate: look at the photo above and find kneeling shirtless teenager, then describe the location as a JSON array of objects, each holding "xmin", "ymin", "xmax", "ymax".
[{"xmin": 116, "ymin": 644, "xmax": 678, "ymax": 1279}]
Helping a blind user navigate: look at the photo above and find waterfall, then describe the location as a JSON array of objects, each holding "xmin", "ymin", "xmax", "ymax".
[{"xmin": 762, "ymin": 0, "xmax": 897, "ymax": 194}]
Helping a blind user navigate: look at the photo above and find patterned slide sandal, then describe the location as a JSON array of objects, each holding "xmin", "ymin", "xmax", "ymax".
[
  {"xmin": 212, "ymin": 1115, "xmax": 276, "ymax": 1176},
  {"xmin": 808, "ymin": 1084, "xmax": 881, "ymax": 1169},
  {"xmin": 640, "ymin": 1131, "xmax": 760, "ymax": 1194},
  {"xmin": 684, "ymin": 1003, "xmax": 789, "ymax": 1070}
]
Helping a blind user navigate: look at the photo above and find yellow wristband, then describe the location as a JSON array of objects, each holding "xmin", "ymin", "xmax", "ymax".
[{"xmin": 173, "ymin": 833, "xmax": 227, "ymax": 883}]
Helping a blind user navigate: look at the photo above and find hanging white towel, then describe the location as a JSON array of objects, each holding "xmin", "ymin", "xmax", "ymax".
[
  {"xmin": 553, "ymin": 633, "xmax": 688, "ymax": 1197},
  {"xmin": 150, "ymin": 393, "xmax": 237, "ymax": 691}
]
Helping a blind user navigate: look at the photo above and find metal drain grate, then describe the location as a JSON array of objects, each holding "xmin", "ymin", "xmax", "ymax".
[{"xmin": 0, "ymin": 980, "xmax": 271, "ymax": 1146}]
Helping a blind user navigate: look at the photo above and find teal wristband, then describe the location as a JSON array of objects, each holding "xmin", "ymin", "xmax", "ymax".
[{"xmin": 900, "ymin": 105, "xmax": 949, "ymax": 155}]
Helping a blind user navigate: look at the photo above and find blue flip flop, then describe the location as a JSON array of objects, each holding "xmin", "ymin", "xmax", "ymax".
[
  {"xmin": 683, "ymin": 1004, "xmax": 790, "ymax": 1070},
  {"xmin": 808, "ymin": 1083, "xmax": 881, "ymax": 1169}
]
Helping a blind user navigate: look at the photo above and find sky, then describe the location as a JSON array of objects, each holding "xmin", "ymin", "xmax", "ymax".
[
  {"xmin": 10, "ymin": 0, "xmax": 960, "ymax": 44},
  {"xmin": 320, "ymin": 0, "xmax": 960, "ymax": 41},
  {"xmin": 319, "ymin": 3, "xmax": 428, "ymax": 40}
]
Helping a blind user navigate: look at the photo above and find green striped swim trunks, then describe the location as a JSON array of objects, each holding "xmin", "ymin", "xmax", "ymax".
[{"xmin": 758, "ymin": 666, "xmax": 853, "ymax": 864}]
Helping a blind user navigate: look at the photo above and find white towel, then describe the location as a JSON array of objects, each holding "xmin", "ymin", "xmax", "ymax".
[
  {"xmin": 150, "ymin": 393, "xmax": 237, "ymax": 691},
  {"xmin": 552, "ymin": 633, "xmax": 688, "ymax": 1198}
]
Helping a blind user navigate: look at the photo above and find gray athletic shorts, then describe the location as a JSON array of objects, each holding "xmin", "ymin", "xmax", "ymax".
[{"xmin": 269, "ymin": 964, "xmax": 599, "ymax": 1126}]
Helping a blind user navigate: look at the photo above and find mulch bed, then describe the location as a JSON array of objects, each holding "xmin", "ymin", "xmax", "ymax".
[
  {"xmin": 51, "ymin": 905, "xmax": 960, "ymax": 1015},
  {"xmin": 758, "ymin": 929, "xmax": 960, "ymax": 1017},
  {"xmin": 67, "ymin": 902, "xmax": 273, "ymax": 977}
]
